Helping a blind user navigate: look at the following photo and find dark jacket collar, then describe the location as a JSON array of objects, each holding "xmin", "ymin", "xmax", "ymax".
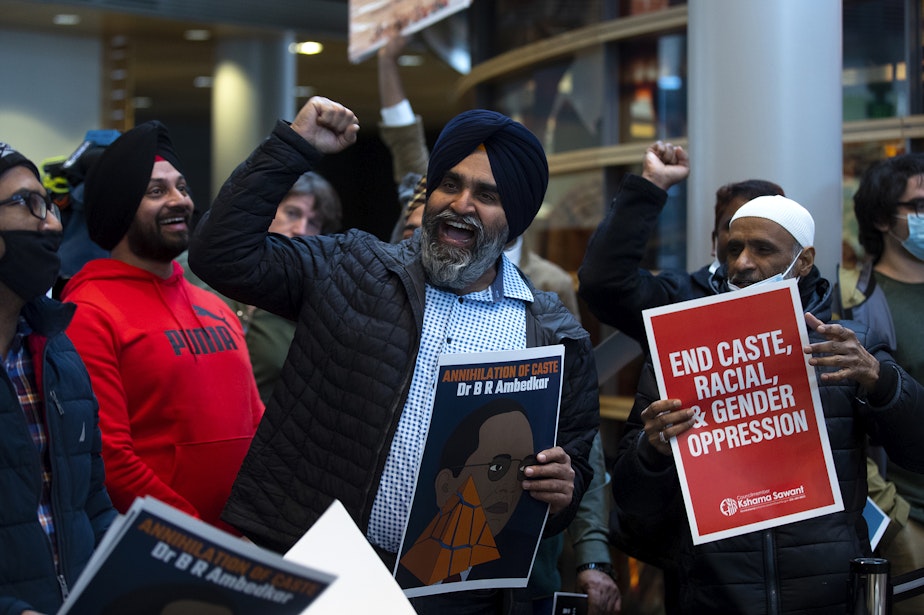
[{"xmin": 20, "ymin": 295, "xmax": 75, "ymax": 338}]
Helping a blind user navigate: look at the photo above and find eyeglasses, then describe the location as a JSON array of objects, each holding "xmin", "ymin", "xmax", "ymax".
[
  {"xmin": 0, "ymin": 191, "xmax": 60, "ymax": 221},
  {"xmin": 894, "ymin": 198, "xmax": 924, "ymax": 216},
  {"xmin": 452, "ymin": 453, "xmax": 538, "ymax": 482}
]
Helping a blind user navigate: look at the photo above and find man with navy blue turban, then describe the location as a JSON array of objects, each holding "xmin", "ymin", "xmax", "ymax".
[{"xmin": 190, "ymin": 96, "xmax": 599, "ymax": 613}]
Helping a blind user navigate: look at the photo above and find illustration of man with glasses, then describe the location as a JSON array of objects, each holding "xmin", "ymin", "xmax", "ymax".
[{"xmin": 398, "ymin": 398, "xmax": 543, "ymax": 588}]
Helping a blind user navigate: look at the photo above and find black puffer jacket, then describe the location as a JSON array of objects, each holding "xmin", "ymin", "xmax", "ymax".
[
  {"xmin": 611, "ymin": 270, "xmax": 924, "ymax": 614},
  {"xmin": 189, "ymin": 120, "xmax": 599, "ymax": 557},
  {"xmin": 578, "ymin": 174, "xmax": 723, "ymax": 351}
]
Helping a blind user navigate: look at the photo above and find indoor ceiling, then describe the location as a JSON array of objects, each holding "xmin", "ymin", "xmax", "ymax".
[{"xmin": 0, "ymin": 0, "xmax": 470, "ymax": 132}]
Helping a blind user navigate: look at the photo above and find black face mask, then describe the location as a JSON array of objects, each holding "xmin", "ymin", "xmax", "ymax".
[{"xmin": 0, "ymin": 230, "xmax": 62, "ymax": 301}]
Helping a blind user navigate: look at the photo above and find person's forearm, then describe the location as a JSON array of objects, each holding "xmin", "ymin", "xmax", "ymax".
[
  {"xmin": 190, "ymin": 121, "xmax": 319, "ymax": 302},
  {"xmin": 378, "ymin": 53, "xmax": 406, "ymax": 109},
  {"xmin": 380, "ymin": 117, "xmax": 428, "ymax": 182},
  {"xmin": 578, "ymin": 174, "xmax": 671, "ymax": 340}
]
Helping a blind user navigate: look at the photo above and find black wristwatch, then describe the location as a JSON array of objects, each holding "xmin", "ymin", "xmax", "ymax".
[{"xmin": 576, "ymin": 562, "xmax": 616, "ymax": 580}]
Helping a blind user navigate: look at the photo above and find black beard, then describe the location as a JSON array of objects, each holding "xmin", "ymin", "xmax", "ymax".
[
  {"xmin": 124, "ymin": 208, "xmax": 189, "ymax": 263},
  {"xmin": 420, "ymin": 209, "xmax": 508, "ymax": 291}
]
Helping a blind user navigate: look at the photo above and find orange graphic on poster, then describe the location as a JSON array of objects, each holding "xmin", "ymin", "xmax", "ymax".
[{"xmin": 399, "ymin": 475, "xmax": 500, "ymax": 585}]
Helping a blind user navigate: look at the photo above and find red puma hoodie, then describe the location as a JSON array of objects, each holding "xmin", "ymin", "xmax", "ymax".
[{"xmin": 62, "ymin": 259, "xmax": 263, "ymax": 532}]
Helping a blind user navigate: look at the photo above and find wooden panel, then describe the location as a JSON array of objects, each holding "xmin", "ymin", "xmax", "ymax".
[{"xmin": 600, "ymin": 394, "xmax": 633, "ymax": 422}]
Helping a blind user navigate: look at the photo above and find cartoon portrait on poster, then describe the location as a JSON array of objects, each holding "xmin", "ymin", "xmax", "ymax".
[{"xmin": 394, "ymin": 346, "xmax": 563, "ymax": 598}]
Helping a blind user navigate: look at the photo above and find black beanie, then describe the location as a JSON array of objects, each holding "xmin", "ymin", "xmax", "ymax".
[
  {"xmin": 84, "ymin": 121, "xmax": 184, "ymax": 250},
  {"xmin": 426, "ymin": 109, "xmax": 548, "ymax": 242},
  {"xmin": 0, "ymin": 142, "xmax": 41, "ymax": 183}
]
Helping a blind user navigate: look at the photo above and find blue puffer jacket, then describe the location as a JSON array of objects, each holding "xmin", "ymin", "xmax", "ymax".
[
  {"xmin": 611, "ymin": 270, "xmax": 924, "ymax": 614},
  {"xmin": 0, "ymin": 296, "xmax": 116, "ymax": 615},
  {"xmin": 189, "ymin": 120, "xmax": 600, "ymax": 558}
]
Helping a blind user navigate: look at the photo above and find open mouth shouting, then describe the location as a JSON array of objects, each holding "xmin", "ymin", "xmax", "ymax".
[{"xmin": 439, "ymin": 217, "xmax": 478, "ymax": 249}]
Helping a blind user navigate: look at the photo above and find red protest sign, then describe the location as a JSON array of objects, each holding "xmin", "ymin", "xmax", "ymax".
[{"xmin": 643, "ymin": 279, "xmax": 843, "ymax": 544}]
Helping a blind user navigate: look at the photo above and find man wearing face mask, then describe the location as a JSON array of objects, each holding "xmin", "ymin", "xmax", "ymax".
[
  {"xmin": 610, "ymin": 194, "xmax": 924, "ymax": 614},
  {"xmin": 0, "ymin": 143, "xmax": 117, "ymax": 615},
  {"xmin": 841, "ymin": 153, "xmax": 924, "ymax": 614}
]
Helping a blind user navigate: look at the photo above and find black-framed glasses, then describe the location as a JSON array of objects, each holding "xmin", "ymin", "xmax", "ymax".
[
  {"xmin": 452, "ymin": 453, "xmax": 537, "ymax": 482},
  {"xmin": 894, "ymin": 198, "xmax": 924, "ymax": 216},
  {"xmin": 0, "ymin": 191, "xmax": 59, "ymax": 221}
]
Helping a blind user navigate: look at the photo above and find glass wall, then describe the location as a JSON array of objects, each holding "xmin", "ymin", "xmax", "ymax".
[
  {"xmin": 487, "ymin": 29, "xmax": 688, "ymax": 277},
  {"xmin": 493, "ymin": 51, "xmax": 609, "ymax": 154},
  {"xmin": 841, "ymin": 0, "xmax": 922, "ymax": 268},
  {"xmin": 488, "ymin": 1, "xmax": 612, "ymax": 53},
  {"xmin": 475, "ymin": 0, "xmax": 922, "ymax": 313},
  {"xmin": 843, "ymin": 0, "xmax": 919, "ymax": 120}
]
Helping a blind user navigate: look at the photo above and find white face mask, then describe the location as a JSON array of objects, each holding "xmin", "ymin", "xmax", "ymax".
[
  {"xmin": 893, "ymin": 212, "xmax": 924, "ymax": 261},
  {"xmin": 728, "ymin": 250, "xmax": 801, "ymax": 292}
]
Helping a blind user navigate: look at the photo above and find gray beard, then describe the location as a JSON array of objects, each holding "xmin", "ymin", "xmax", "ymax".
[{"xmin": 420, "ymin": 211, "xmax": 508, "ymax": 292}]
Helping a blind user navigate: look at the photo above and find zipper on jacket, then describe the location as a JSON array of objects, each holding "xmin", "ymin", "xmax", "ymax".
[
  {"xmin": 50, "ymin": 389, "xmax": 64, "ymax": 416},
  {"xmin": 57, "ymin": 573, "xmax": 69, "ymax": 600},
  {"xmin": 763, "ymin": 529, "xmax": 780, "ymax": 614},
  {"xmin": 47, "ymin": 377, "xmax": 69, "ymax": 599}
]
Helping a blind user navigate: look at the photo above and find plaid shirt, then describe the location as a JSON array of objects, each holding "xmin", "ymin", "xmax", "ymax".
[{"xmin": 3, "ymin": 317, "xmax": 58, "ymax": 565}]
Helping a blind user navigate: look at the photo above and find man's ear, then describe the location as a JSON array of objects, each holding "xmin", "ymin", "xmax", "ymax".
[
  {"xmin": 874, "ymin": 217, "xmax": 893, "ymax": 234},
  {"xmin": 796, "ymin": 246, "xmax": 815, "ymax": 277},
  {"xmin": 435, "ymin": 468, "xmax": 455, "ymax": 507}
]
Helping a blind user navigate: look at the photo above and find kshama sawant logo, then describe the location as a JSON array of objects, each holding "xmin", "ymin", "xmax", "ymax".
[{"xmin": 720, "ymin": 486, "xmax": 808, "ymax": 517}]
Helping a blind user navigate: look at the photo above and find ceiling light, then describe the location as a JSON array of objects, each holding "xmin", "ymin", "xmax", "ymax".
[
  {"xmin": 290, "ymin": 41, "xmax": 323, "ymax": 56},
  {"xmin": 53, "ymin": 14, "xmax": 81, "ymax": 26},
  {"xmin": 133, "ymin": 97, "xmax": 153, "ymax": 109},
  {"xmin": 184, "ymin": 29, "xmax": 211, "ymax": 42},
  {"xmin": 193, "ymin": 76, "xmax": 213, "ymax": 88}
]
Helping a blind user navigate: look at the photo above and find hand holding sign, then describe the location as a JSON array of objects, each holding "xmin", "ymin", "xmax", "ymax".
[
  {"xmin": 640, "ymin": 399, "xmax": 695, "ymax": 456},
  {"xmin": 642, "ymin": 280, "xmax": 843, "ymax": 544},
  {"xmin": 803, "ymin": 312, "xmax": 880, "ymax": 390},
  {"xmin": 521, "ymin": 446, "xmax": 574, "ymax": 514}
]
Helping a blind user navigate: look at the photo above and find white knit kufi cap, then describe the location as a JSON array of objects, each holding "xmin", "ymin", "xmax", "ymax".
[{"xmin": 730, "ymin": 195, "xmax": 815, "ymax": 248}]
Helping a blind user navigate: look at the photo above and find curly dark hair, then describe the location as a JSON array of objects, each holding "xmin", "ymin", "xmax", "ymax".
[{"xmin": 853, "ymin": 153, "xmax": 924, "ymax": 262}]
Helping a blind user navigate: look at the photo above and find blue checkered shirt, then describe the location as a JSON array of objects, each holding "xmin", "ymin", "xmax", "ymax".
[{"xmin": 367, "ymin": 256, "xmax": 533, "ymax": 552}]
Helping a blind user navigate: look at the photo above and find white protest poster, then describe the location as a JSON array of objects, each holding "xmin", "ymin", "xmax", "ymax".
[
  {"xmin": 285, "ymin": 500, "xmax": 416, "ymax": 614},
  {"xmin": 348, "ymin": 0, "xmax": 471, "ymax": 63},
  {"xmin": 643, "ymin": 279, "xmax": 843, "ymax": 545}
]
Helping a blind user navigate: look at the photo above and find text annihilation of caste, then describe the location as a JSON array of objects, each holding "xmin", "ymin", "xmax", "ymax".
[
  {"xmin": 442, "ymin": 360, "xmax": 559, "ymax": 397},
  {"xmin": 138, "ymin": 518, "xmax": 324, "ymax": 605},
  {"xmin": 667, "ymin": 329, "xmax": 809, "ymax": 456}
]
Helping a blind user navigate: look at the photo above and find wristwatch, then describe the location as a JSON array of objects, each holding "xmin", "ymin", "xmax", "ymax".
[{"xmin": 576, "ymin": 562, "xmax": 617, "ymax": 580}]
